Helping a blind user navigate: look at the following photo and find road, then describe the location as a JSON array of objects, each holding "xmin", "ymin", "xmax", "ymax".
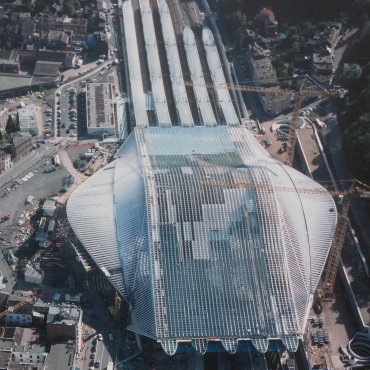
[{"xmin": 0, "ymin": 143, "xmax": 56, "ymax": 191}]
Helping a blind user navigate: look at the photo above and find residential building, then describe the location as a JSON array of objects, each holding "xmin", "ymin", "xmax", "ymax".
[
  {"xmin": 18, "ymin": 102, "xmax": 38, "ymax": 135},
  {"xmin": 45, "ymin": 31, "xmax": 69, "ymax": 49},
  {"xmin": 294, "ymin": 54, "xmax": 312, "ymax": 74},
  {"xmin": 244, "ymin": 29, "xmax": 291, "ymax": 114},
  {"xmin": 70, "ymin": 34, "xmax": 87, "ymax": 47},
  {"xmin": 24, "ymin": 260, "xmax": 44, "ymax": 285},
  {"xmin": 46, "ymin": 305, "xmax": 82, "ymax": 350},
  {"xmin": 9, "ymin": 132, "xmax": 32, "ymax": 163},
  {"xmin": 6, "ymin": 305, "xmax": 33, "ymax": 327},
  {"xmin": 21, "ymin": 22, "xmax": 35, "ymax": 44},
  {"xmin": 10, "ymin": 12, "xmax": 31, "ymax": 27},
  {"xmin": 308, "ymin": 22, "xmax": 342, "ymax": 53},
  {"xmin": 264, "ymin": 15, "xmax": 278, "ymax": 41},
  {"xmin": 0, "ymin": 150, "xmax": 11, "ymax": 174},
  {"xmin": 44, "ymin": 341, "xmax": 76, "ymax": 370},
  {"xmin": 0, "ymin": 104, "xmax": 9, "ymax": 129},
  {"xmin": 50, "ymin": 16, "xmax": 87, "ymax": 34},
  {"xmin": 86, "ymin": 83, "xmax": 116, "ymax": 136},
  {"xmin": 312, "ymin": 53, "xmax": 333, "ymax": 75}
]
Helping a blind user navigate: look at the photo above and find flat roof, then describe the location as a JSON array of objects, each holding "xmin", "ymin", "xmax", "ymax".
[
  {"xmin": 86, "ymin": 83, "xmax": 115, "ymax": 129},
  {"xmin": 44, "ymin": 342, "xmax": 75, "ymax": 370},
  {"xmin": 18, "ymin": 103, "xmax": 37, "ymax": 129}
]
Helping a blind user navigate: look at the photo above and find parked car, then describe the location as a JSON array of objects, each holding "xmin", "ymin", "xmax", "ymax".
[{"xmin": 98, "ymin": 334, "xmax": 103, "ymax": 341}]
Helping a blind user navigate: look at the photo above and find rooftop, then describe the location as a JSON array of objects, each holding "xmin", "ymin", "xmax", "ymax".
[
  {"xmin": 67, "ymin": 125, "xmax": 337, "ymax": 355},
  {"xmin": 47, "ymin": 305, "xmax": 81, "ymax": 325},
  {"xmin": 86, "ymin": 83, "xmax": 115, "ymax": 129},
  {"xmin": 44, "ymin": 342, "xmax": 75, "ymax": 370}
]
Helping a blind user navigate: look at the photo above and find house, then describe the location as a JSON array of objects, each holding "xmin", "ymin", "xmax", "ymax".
[
  {"xmin": 70, "ymin": 34, "xmax": 87, "ymax": 46},
  {"xmin": 45, "ymin": 31, "xmax": 69, "ymax": 49},
  {"xmin": 50, "ymin": 3, "xmax": 60, "ymax": 13},
  {"xmin": 21, "ymin": 22, "xmax": 35, "ymax": 44},
  {"xmin": 6, "ymin": 305, "xmax": 33, "ymax": 327},
  {"xmin": 9, "ymin": 132, "xmax": 32, "ymax": 163},
  {"xmin": 46, "ymin": 304, "xmax": 82, "ymax": 350},
  {"xmin": 50, "ymin": 17, "xmax": 87, "ymax": 34},
  {"xmin": 10, "ymin": 12, "xmax": 31, "ymax": 27},
  {"xmin": 0, "ymin": 150, "xmax": 11, "ymax": 174},
  {"xmin": 264, "ymin": 15, "xmax": 278, "ymax": 41},
  {"xmin": 64, "ymin": 52, "xmax": 76, "ymax": 68}
]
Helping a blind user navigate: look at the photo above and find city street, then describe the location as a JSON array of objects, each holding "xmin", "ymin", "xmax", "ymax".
[{"xmin": 0, "ymin": 142, "xmax": 56, "ymax": 191}]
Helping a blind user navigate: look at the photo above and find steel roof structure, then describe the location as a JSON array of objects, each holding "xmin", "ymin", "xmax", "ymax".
[
  {"xmin": 159, "ymin": 1, "xmax": 194, "ymax": 126},
  {"xmin": 67, "ymin": 125, "xmax": 336, "ymax": 356},
  {"xmin": 141, "ymin": 1, "xmax": 172, "ymax": 127},
  {"xmin": 202, "ymin": 26, "xmax": 239, "ymax": 126},
  {"xmin": 122, "ymin": 0, "xmax": 149, "ymax": 128},
  {"xmin": 183, "ymin": 26, "xmax": 217, "ymax": 126}
]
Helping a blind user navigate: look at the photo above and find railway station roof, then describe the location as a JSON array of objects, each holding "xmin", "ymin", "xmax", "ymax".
[{"xmin": 67, "ymin": 125, "xmax": 336, "ymax": 355}]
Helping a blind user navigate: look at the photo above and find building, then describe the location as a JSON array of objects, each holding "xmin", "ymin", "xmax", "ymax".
[
  {"xmin": 43, "ymin": 199, "xmax": 56, "ymax": 217},
  {"xmin": 35, "ymin": 217, "xmax": 49, "ymax": 248},
  {"xmin": 312, "ymin": 53, "xmax": 333, "ymax": 75},
  {"xmin": 264, "ymin": 15, "xmax": 278, "ymax": 41},
  {"xmin": 46, "ymin": 305, "xmax": 82, "ymax": 350},
  {"xmin": 86, "ymin": 83, "xmax": 115, "ymax": 136},
  {"xmin": 67, "ymin": 125, "xmax": 336, "ymax": 355},
  {"xmin": 21, "ymin": 22, "xmax": 36, "ymax": 44},
  {"xmin": 6, "ymin": 305, "xmax": 33, "ymax": 327},
  {"xmin": 45, "ymin": 31, "xmax": 69, "ymax": 49},
  {"xmin": 24, "ymin": 260, "xmax": 44, "ymax": 285},
  {"xmin": 49, "ymin": 16, "xmax": 87, "ymax": 34},
  {"xmin": 70, "ymin": 34, "xmax": 87, "ymax": 47},
  {"xmin": 18, "ymin": 102, "xmax": 38, "ymax": 135},
  {"xmin": 9, "ymin": 132, "xmax": 32, "ymax": 163},
  {"xmin": 0, "ymin": 59, "xmax": 19, "ymax": 73},
  {"xmin": 44, "ymin": 341, "xmax": 75, "ymax": 370},
  {"xmin": 244, "ymin": 30, "xmax": 291, "ymax": 115},
  {"xmin": 10, "ymin": 340, "xmax": 47, "ymax": 367},
  {"xmin": 0, "ymin": 104, "xmax": 9, "ymax": 129},
  {"xmin": 0, "ymin": 151, "xmax": 11, "ymax": 174}
]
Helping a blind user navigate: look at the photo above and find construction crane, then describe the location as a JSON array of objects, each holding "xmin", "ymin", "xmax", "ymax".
[
  {"xmin": 183, "ymin": 80, "xmax": 347, "ymax": 166},
  {"xmin": 201, "ymin": 178, "xmax": 370, "ymax": 299},
  {"xmin": 0, "ymin": 297, "xmax": 33, "ymax": 319}
]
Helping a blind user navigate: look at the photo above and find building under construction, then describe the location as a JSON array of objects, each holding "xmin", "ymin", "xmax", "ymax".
[
  {"xmin": 66, "ymin": 0, "xmax": 338, "ymax": 358},
  {"xmin": 67, "ymin": 125, "xmax": 336, "ymax": 355}
]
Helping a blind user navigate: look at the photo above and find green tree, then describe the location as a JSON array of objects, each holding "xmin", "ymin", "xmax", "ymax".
[
  {"xmin": 343, "ymin": 113, "xmax": 370, "ymax": 183},
  {"xmin": 6, "ymin": 117, "xmax": 19, "ymax": 133},
  {"xmin": 340, "ymin": 64, "xmax": 362, "ymax": 88},
  {"xmin": 64, "ymin": 3, "xmax": 75, "ymax": 17},
  {"xmin": 352, "ymin": 0, "xmax": 370, "ymax": 17},
  {"xmin": 74, "ymin": 158, "xmax": 84, "ymax": 169},
  {"xmin": 224, "ymin": 10, "xmax": 246, "ymax": 40}
]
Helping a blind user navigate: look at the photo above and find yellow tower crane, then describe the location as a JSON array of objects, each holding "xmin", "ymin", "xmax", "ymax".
[
  {"xmin": 201, "ymin": 178, "xmax": 370, "ymax": 299},
  {"xmin": 183, "ymin": 80, "xmax": 347, "ymax": 166}
]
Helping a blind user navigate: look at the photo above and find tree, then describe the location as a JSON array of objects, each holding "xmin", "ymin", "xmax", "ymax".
[
  {"xmin": 352, "ymin": 0, "xmax": 370, "ymax": 17},
  {"xmin": 340, "ymin": 64, "xmax": 362, "ymax": 89},
  {"xmin": 74, "ymin": 158, "xmax": 84, "ymax": 169},
  {"xmin": 6, "ymin": 116, "xmax": 19, "ymax": 133},
  {"xmin": 64, "ymin": 3, "xmax": 75, "ymax": 17},
  {"xmin": 343, "ymin": 113, "xmax": 370, "ymax": 183},
  {"xmin": 224, "ymin": 10, "xmax": 246, "ymax": 40},
  {"xmin": 256, "ymin": 8, "xmax": 275, "ymax": 26}
]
